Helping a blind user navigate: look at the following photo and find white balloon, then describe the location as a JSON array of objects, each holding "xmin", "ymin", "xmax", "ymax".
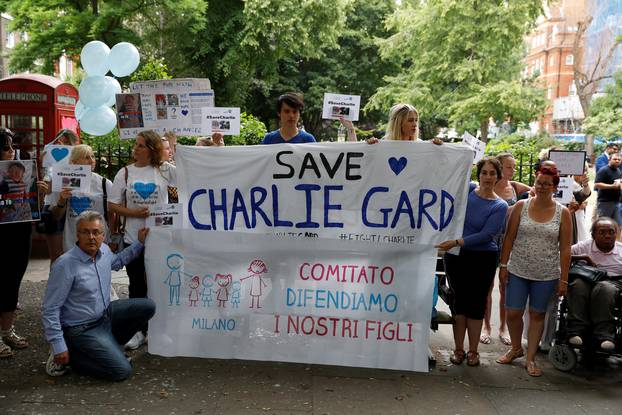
[
  {"xmin": 105, "ymin": 76, "xmax": 122, "ymax": 107},
  {"xmin": 79, "ymin": 106, "xmax": 117, "ymax": 136},
  {"xmin": 108, "ymin": 42, "xmax": 140, "ymax": 77},
  {"xmin": 80, "ymin": 41, "xmax": 110, "ymax": 76},
  {"xmin": 79, "ymin": 75, "xmax": 111, "ymax": 108},
  {"xmin": 74, "ymin": 100, "xmax": 86, "ymax": 121}
]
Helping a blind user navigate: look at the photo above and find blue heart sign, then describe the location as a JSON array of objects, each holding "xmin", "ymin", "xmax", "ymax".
[
  {"xmin": 70, "ymin": 196, "xmax": 92, "ymax": 215},
  {"xmin": 388, "ymin": 157, "xmax": 407, "ymax": 176},
  {"xmin": 51, "ymin": 147, "xmax": 70, "ymax": 162}
]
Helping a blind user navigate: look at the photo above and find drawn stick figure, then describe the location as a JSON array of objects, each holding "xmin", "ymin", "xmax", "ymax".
[
  {"xmin": 240, "ymin": 259, "xmax": 268, "ymax": 308},
  {"xmin": 163, "ymin": 253, "xmax": 193, "ymax": 306},
  {"xmin": 215, "ymin": 274, "xmax": 232, "ymax": 308},
  {"xmin": 230, "ymin": 281, "xmax": 241, "ymax": 309},
  {"xmin": 188, "ymin": 276, "xmax": 200, "ymax": 307},
  {"xmin": 201, "ymin": 275, "xmax": 214, "ymax": 307}
]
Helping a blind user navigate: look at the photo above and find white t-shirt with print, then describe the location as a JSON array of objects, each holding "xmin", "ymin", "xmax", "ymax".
[
  {"xmin": 48, "ymin": 172, "xmax": 113, "ymax": 252},
  {"xmin": 109, "ymin": 162, "xmax": 176, "ymax": 244}
]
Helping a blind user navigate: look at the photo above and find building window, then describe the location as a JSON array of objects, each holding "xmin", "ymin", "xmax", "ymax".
[
  {"xmin": 569, "ymin": 82, "xmax": 577, "ymax": 96},
  {"xmin": 547, "ymin": 87, "xmax": 552, "ymax": 99},
  {"xmin": 5, "ymin": 32, "xmax": 14, "ymax": 49},
  {"xmin": 566, "ymin": 54, "xmax": 574, "ymax": 65},
  {"xmin": 549, "ymin": 56, "xmax": 555, "ymax": 66}
]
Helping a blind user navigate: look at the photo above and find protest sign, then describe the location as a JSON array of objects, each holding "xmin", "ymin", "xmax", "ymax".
[
  {"xmin": 176, "ymin": 142, "xmax": 472, "ymax": 246},
  {"xmin": 201, "ymin": 107, "xmax": 241, "ymax": 135},
  {"xmin": 42, "ymin": 145, "xmax": 72, "ymax": 168},
  {"xmin": 146, "ymin": 230, "xmax": 436, "ymax": 372},
  {"xmin": 548, "ymin": 150, "xmax": 586, "ymax": 176},
  {"xmin": 322, "ymin": 93, "xmax": 361, "ymax": 122},
  {"xmin": 117, "ymin": 78, "xmax": 215, "ymax": 138},
  {"xmin": 51, "ymin": 164, "xmax": 91, "ymax": 193},
  {"xmin": 461, "ymin": 132, "xmax": 484, "ymax": 164},
  {"xmin": 0, "ymin": 160, "xmax": 40, "ymax": 223},
  {"xmin": 146, "ymin": 203, "xmax": 184, "ymax": 229},
  {"xmin": 553, "ymin": 176, "xmax": 574, "ymax": 204}
]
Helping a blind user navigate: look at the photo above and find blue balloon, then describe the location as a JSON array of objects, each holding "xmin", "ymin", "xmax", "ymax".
[
  {"xmin": 81, "ymin": 41, "xmax": 110, "ymax": 76},
  {"xmin": 79, "ymin": 75, "xmax": 112, "ymax": 107},
  {"xmin": 108, "ymin": 42, "xmax": 140, "ymax": 77},
  {"xmin": 74, "ymin": 100, "xmax": 87, "ymax": 121},
  {"xmin": 79, "ymin": 106, "xmax": 117, "ymax": 136},
  {"xmin": 105, "ymin": 76, "xmax": 122, "ymax": 107}
]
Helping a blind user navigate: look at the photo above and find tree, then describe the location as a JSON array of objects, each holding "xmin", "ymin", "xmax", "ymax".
[
  {"xmin": 573, "ymin": 16, "xmax": 621, "ymax": 155},
  {"xmin": 583, "ymin": 70, "xmax": 622, "ymax": 140},
  {"xmin": 368, "ymin": 0, "xmax": 544, "ymax": 141},
  {"xmin": 2, "ymin": 0, "xmax": 207, "ymax": 76}
]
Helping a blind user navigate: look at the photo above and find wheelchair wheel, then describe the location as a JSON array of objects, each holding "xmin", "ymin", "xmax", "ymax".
[{"xmin": 548, "ymin": 344, "xmax": 577, "ymax": 372}]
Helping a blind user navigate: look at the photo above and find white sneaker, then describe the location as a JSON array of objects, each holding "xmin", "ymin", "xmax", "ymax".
[
  {"xmin": 45, "ymin": 351, "xmax": 68, "ymax": 377},
  {"xmin": 125, "ymin": 332, "xmax": 146, "ymax": 350},
  {"xmin": 568, "ymin": 336, "xmax": 583, "ymax": 346},
  {"xmin": 601, "ymin": 340, "xmax": 616, "ymax": 351}
]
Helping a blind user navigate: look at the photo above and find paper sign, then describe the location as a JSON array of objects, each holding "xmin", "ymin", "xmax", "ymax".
[
  {"xmin": 322, "ymin": 93, "xmax": 361, "ymax": 122},
  {"xmin": 201, "ymin": 107, "xmax": 241, "ymax": 135},
  {"xmin": 0, "ymin": 160, "xmax": 41, "ymax": 223},
  {"xmin": 42, "ymin": 145, "xmax": 72, "ymax": 168},
  {"xmin": 118, "ymin": 78, "xmax": 216, "ymax": 139},
  {"xmin": 548, "ymin": 150, "xmax": 586, "ymax": 176},
  {"xmin": 553, "ymin": 176, "xmax": 573, "ymax": 204},
  {"xmin": 146, "ymin": 203, "xmax": 184, "ymax": 229},
  {"xmin": 52, "ymin": 164, "xmax": 91, "ymax": 193},
  {"xmin": 461, "ymin": 132, "xmax": 485, "ymax": 163}
]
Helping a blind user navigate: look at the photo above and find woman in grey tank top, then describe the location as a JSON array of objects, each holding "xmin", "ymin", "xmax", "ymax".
[{"xmin": 495, "ymin": 167, "xmax": 572, "ymax": 377}]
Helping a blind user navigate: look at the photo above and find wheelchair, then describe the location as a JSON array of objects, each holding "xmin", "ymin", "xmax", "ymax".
[{"xmin": 548, "ymin": 277, "xmax": 622, "ymax": 372}]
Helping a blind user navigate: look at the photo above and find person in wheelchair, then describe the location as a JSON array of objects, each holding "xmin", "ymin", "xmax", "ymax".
[{"xmin": 568, "ymin": 217, "xmax": 622, "ymax": 351}]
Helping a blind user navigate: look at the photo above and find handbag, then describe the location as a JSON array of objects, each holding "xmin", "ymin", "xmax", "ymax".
[
  {"xmin": 568, "ymin": 262, "xmax": 608, "ymax": 284},
  {"xmin": 108, "ymin": 167, "xmax": 128, "ymax": 253}
]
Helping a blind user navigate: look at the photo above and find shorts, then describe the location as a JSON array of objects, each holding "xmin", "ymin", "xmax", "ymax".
[{"xmin": 505, "ymin": 272, "xmax": 558, "ymax": 313}]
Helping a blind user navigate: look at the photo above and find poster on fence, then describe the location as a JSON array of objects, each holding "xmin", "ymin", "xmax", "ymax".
[
  {"xmin": 146, "ymin": 230, "xmax": 437, "ymax": 372},
  {"xmin": 176, "ymin": 141, "xmax": 473, "ymax": 246},
  {"xmin": 0, "ymin": 159, "xmax": 40, "ymax": 223},
  {"xmin": 117, "ymin": 78, "xmax": 215, "ymax": 139}
]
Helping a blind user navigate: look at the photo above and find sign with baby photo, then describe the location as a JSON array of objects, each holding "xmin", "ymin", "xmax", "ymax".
[
  {"xmin": 146, "ymin": 203, "xmax": 183, "ymax": 229},
  {"xmin": 201, "ymin": 107, "xmax": 241, "ymax": 135},
  {"xmin": 0, "ymin": 160, "xmax": 40, "ymax": 224},
  {"xmin": 52, "ymin": 164, "xmax": 91, "ymax": 193},
  {"xmin": 322, "ymin": 93, "xmax": 361, "ymax": 121}
]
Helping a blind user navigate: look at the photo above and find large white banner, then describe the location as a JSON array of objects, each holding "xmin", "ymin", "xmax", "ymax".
[
  {"xmin": 146, "ymin": 230, "xmax": 437, "ymax": 372},
  {"xmin": 176, "ymin": 142, "xmax": 473, "ymax": 246}
]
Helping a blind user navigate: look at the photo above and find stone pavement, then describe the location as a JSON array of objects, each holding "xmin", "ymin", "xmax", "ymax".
[{"xmin": 1, "ymin": 258, "xmax": 622, "ymax": 415}]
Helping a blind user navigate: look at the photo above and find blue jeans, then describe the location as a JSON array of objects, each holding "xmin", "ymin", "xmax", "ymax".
[{"xmin": 63, "ymin": 298, "xmax": 155, "ymax": 381}]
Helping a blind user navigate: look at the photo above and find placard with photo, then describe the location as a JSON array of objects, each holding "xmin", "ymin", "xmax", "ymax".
[
  {"xmin": 548, "ymin": 150, "xmax": 586, "ymax": 176},
  {"xmin": 51, "ymin": 164, "xmax": 91, "ymax": 193},
  {"xmin": 322, "ymin": 93, "xmax": 361, "ymax": 121},
  {"xmin": 201, "ymin": 107, "xmax": 241, "ymax": 135},
  {"xmin": 146, "ymin": 203, "xmax": 183, "ymax": 229},
  {"xmin": 0, "ymin": 159, "xmax": 41, "ymax": 224}
]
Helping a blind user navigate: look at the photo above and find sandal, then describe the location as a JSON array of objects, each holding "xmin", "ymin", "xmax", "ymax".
[
  {"xmin": 1, "ymin": 326, "xmax": 28, "ymax": 349},
  {"xmin": 498, "ymin": 333, "xmax": 512, "ymax": 346},
  {"xmin": 450, "ymin": 350, "xmax": 466, "ymax": 365},
  {"xmin": 466, "ymin": 351, "xmax": 480, "ymax": 366},
  {"xmin": 526, "ymin": 361, "xmax": 542, "ymax": 377},
  {"xmin": 496, "ymin": 348, "xmax": 524, "ymax": 364},
  {"xmin": 0, "ymin": 339, "xmax": 13, "ymax": 358},
  {"xmin": 479, "ymin": 333, "xmax": 492, "ymax": 344}
]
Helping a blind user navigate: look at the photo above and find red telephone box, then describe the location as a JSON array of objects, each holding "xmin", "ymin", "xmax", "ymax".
[{"xmin": 0, "ymin": 74, "xmax": 79, "ymax": 161}]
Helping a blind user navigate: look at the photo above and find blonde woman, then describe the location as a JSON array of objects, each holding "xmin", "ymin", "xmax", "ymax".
[
  {"xmin": 47, "ymin": 145, "xmax": 114, "ymax": 252},
  {"xmin": 367, "ymin": 104, "xmax": 442, "ymax": 144}
]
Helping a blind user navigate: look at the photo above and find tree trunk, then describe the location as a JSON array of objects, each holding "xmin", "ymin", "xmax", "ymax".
[{"xmin": 480, "ymin": 119, "xmax": 489, "ymax": 143}]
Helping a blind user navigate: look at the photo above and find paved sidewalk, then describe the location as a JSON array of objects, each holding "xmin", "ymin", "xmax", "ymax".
[{"xmin": 2, "ymin": 259, "xmax": 622, "ymax": 414}]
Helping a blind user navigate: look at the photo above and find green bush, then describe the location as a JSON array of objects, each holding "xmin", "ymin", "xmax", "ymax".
[{"xmin": 224, "ymin": 112, "xmax": 267, "ymax": 146}]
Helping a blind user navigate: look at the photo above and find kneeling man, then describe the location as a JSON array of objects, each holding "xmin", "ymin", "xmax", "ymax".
[
  {"xmin": 42, "ymin": 211, "xmax": 155, "ymax": 381},
  {"xmin": 568, "ymin": 217, "xmax": 622, "ymax": 350}
]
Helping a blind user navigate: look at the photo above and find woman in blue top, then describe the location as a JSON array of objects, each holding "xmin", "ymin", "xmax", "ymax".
[
  {"xmin": 261, "ymin": 93, "xmax": 316, "ymax": 144},
  {"xmin": 436, "ymin": 157, "xmax": 508, "ymax": 366}
]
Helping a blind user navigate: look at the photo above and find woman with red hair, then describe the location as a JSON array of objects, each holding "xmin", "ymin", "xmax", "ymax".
[{"xmin": 495, "ymin": 167, "xmax": 572, "ymax": 376}]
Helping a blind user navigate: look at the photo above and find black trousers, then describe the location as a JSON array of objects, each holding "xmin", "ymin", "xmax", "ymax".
[
  {"xmin": 0, "ymin": 222, "xmax": 32, "ymax": 312},
  {"xmin": 125, "ymin": 251, "xmax": 148, "ymax": 333},
  {"xmin": 444, "ymin": 249, "xmax": 498, "ymax": 320}
]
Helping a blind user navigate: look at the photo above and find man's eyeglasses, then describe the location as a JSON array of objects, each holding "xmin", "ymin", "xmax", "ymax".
[{"xmin": 78, "ymin": 230, "xmax": 105, "ymax": 237}]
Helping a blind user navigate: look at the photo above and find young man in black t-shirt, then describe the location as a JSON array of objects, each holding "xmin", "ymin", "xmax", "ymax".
[{"xmin": 595, "ymin": 153, "xmax": 622, "ymax": 224}]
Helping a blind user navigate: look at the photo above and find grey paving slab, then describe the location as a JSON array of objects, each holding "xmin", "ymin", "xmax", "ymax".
[{"xmin": 480, "ymin": 388, "xmax": 589, "ymax": 415}]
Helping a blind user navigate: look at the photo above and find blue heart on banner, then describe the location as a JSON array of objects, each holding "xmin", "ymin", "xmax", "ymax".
[
  {"xmin": 181, "ymin": 109, "xmax": 189, "ymax": 116},
  {"xmin": 51, "ymin": 148, "xmax": 69, "ymax": 162},
  {"xmin": 70, "ymin": 196, "xmax": 92, "ymax": 215},
  {"xmin": 388, "ymin": 157, "xmax": 407, "ymax": 175},
  {"xmin": 134, "ymin": 182, "xmax": 157, "ymax": 200}
]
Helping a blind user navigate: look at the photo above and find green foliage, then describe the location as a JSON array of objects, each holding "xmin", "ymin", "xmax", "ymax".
[
  {"xmin": 583, "ymin": 71, "xmax": 622, "ymax": 140},
  {"xmin": 368, "ymin": 0, "xmax": 544, "ymax": 140},
  {"xmin": 131, "ymin": 57, "xmax": 172, "ymax": 83},
  {"xmin": 225, "ymin": 112, "xmax": 267, "ymax": 146}
]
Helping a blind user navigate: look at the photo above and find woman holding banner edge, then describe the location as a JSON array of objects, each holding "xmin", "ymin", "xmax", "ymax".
[{"xmin": 108, "ymin": 130, "xmax": 176, "ymax": 350}]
